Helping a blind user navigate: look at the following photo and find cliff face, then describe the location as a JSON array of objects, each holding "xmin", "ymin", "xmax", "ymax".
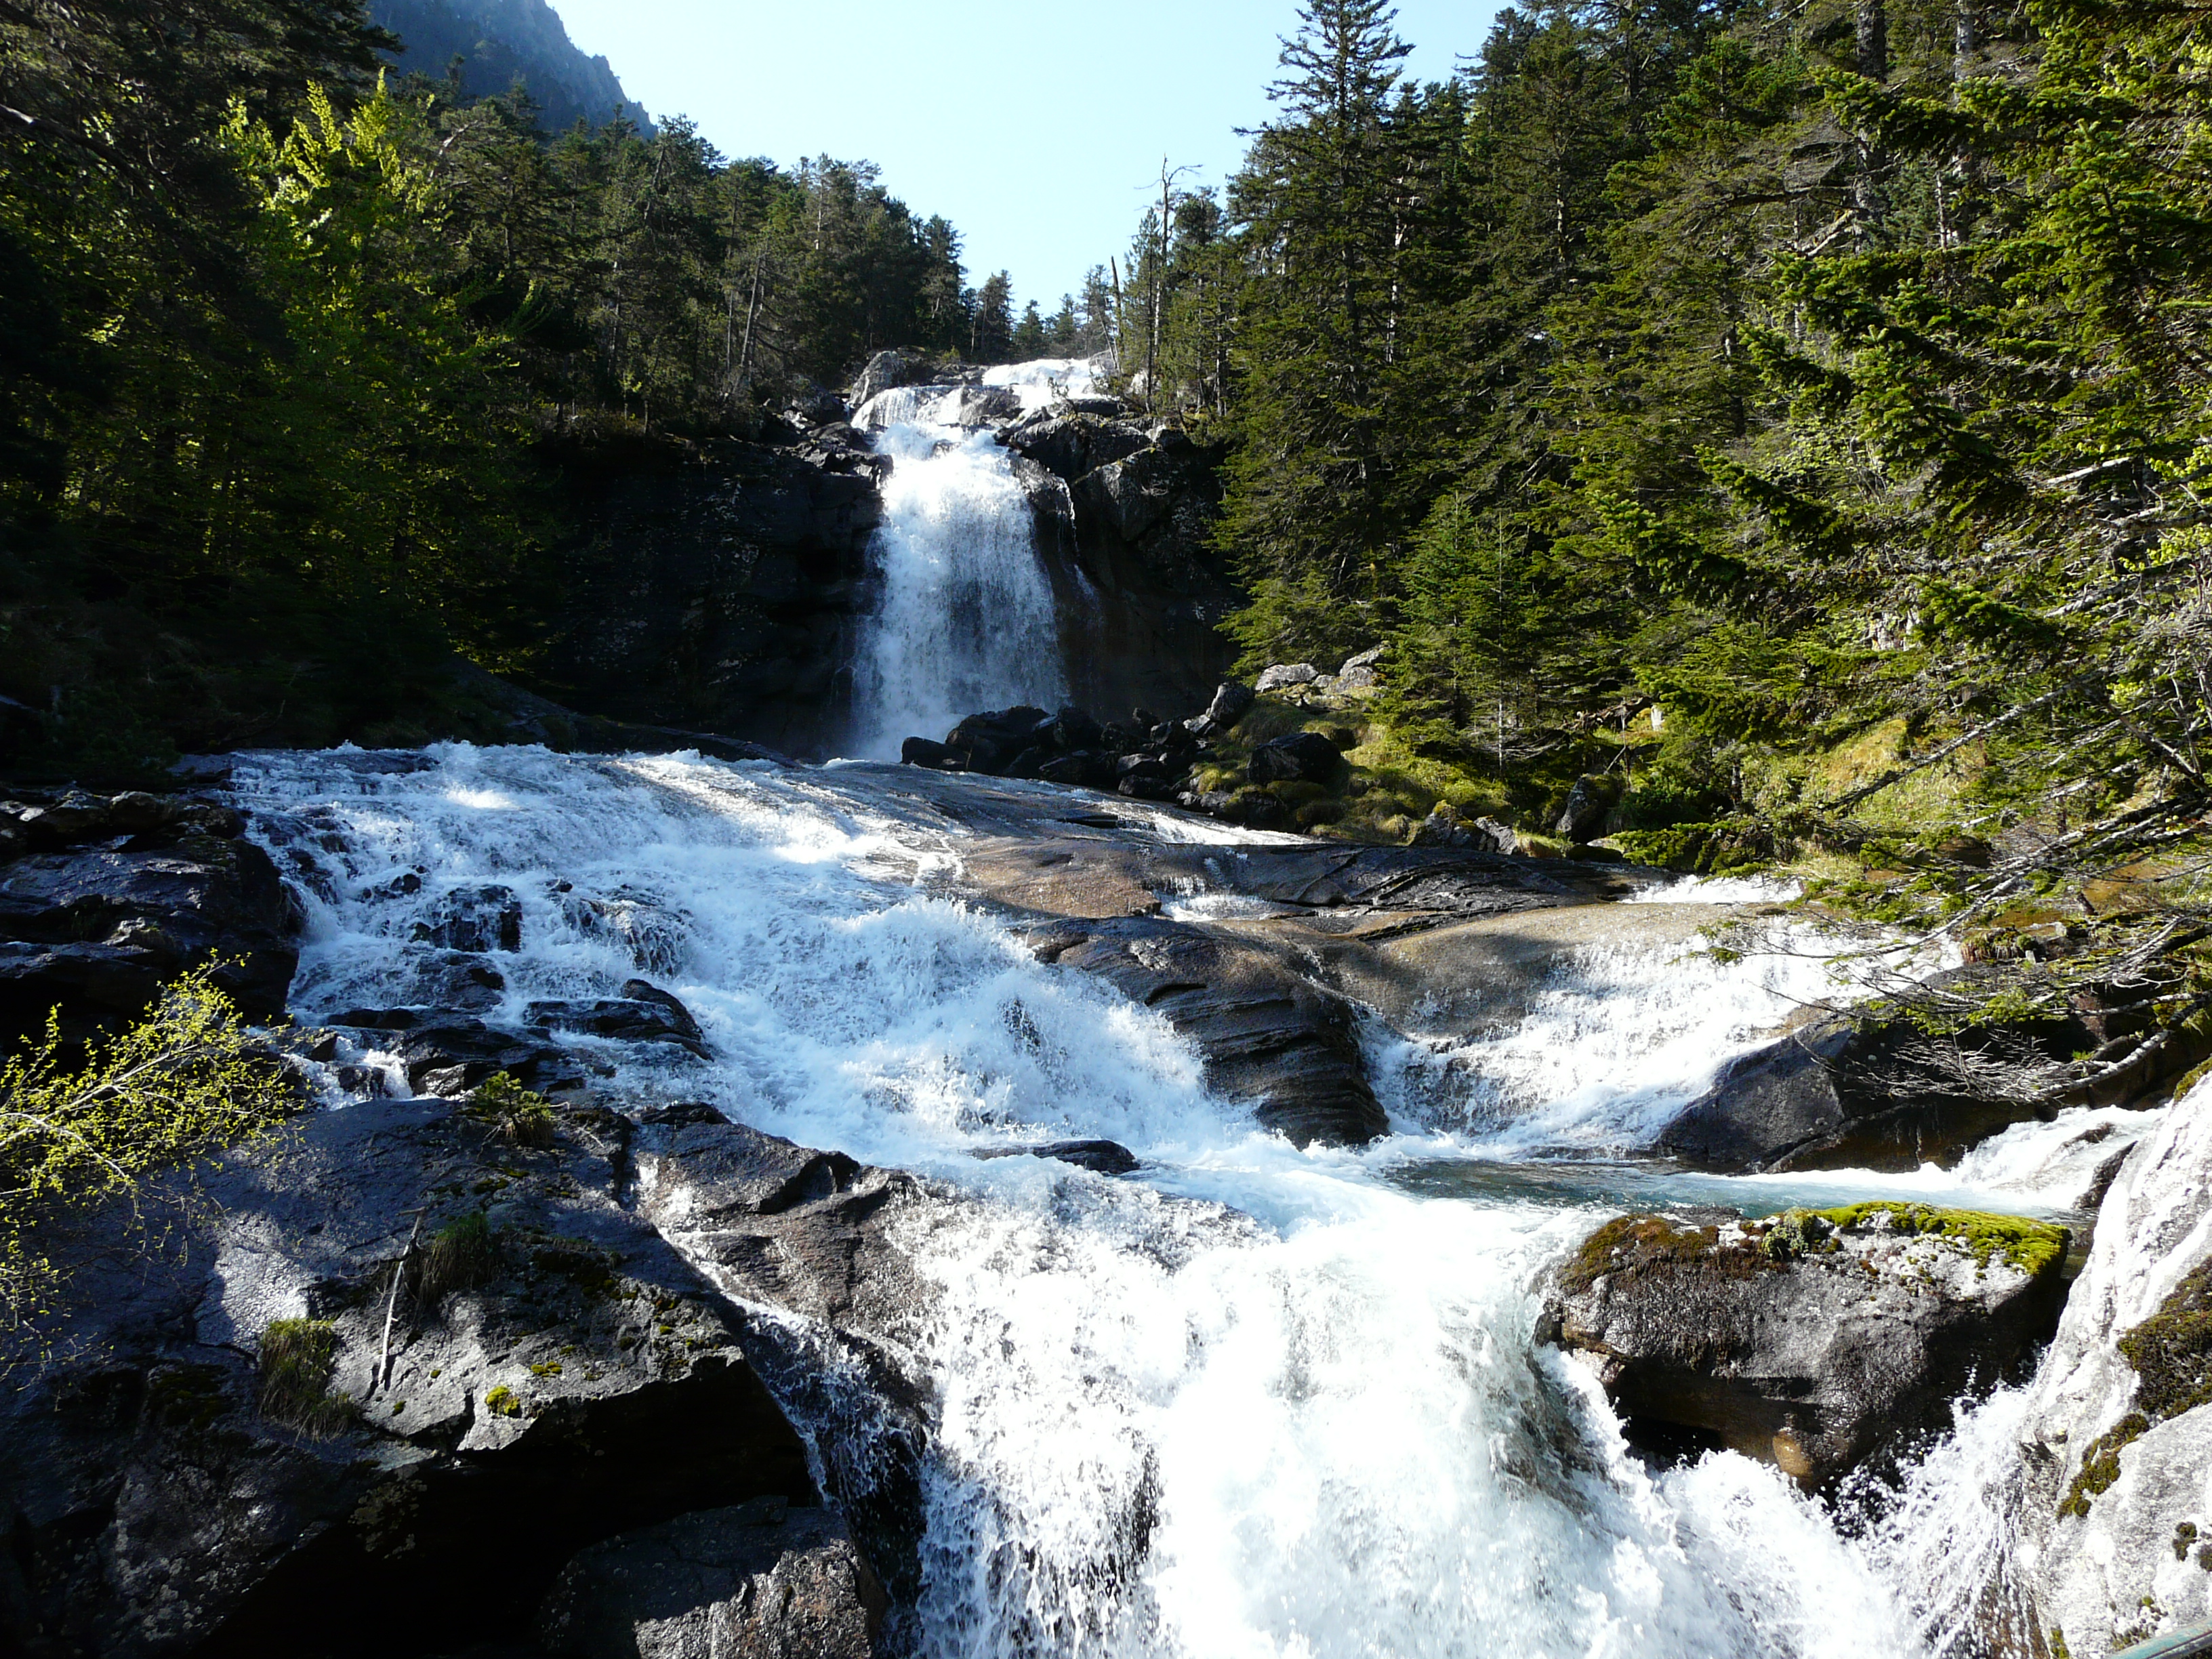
[
  {"xmin": 369, "ymin": 0, "xmax": 654, "ymax": 134},
  {"xmin": 530, "ymin": 432, "xmax": 883, "ymax": 758}
]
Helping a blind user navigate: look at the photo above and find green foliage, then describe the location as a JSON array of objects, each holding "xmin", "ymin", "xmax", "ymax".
[
  {"xmin": 464, "ymin": 1072, "xmax": 555, "ymax": 1148},
  {"xmin": 258, "ymin": 1317, "xmax": 354, "ymax": 1437},
  {"xmin": 483, "ymin": 1382, "xmax": 522, "ymax": 1418},
  {"xmin": 0, "ymin": 970, "xmax": 297, "ymax": 1329},
  {"xmin": 1807, "ymin": 1202, "xmax": 2070, "ymax": 1278},
  {"xmin": 413, "ymin": 1210, "xmax": 499, "ymax": 1307}
]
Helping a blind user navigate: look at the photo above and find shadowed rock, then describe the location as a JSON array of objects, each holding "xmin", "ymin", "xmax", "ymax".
[{"xmin": 1541, "ymin": 1204, "xmax": 2069, "ymax": 1487}]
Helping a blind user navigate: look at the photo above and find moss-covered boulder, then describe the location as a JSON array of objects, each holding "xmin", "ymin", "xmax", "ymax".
[{"xmin": 1540, "ymin": 1202, "xmax": 2070, "ymax": 1486}]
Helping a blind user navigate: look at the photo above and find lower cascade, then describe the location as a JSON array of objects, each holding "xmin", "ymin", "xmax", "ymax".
[
  {"xmin": 154, "ymin": 741, "xmax": 2152, "ymax": 1659},
  {"xmin": 848, "ymin": 361, "xmax": 1094, "ymax": 759}
]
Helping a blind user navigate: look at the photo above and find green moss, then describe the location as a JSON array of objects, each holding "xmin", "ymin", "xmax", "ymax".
[
  {"xmin": 483, "ymin": 1383, "xmax": 521, "ymax": 1418},
  {"xmin": 1560, "ymin": 1214, "xmax": 1768, "ymax": 1295},
  {"xmin": 258, "ymin": 1318, "xmax": 354, "ymax": 1437},
  {"xmin": 1811, "ymin": 1202, "xmax": 2069, "ymax": 1277},
  {"xmin": 2058, "ymin": 1258, "xmax": 2212, "ymax": 1517}
]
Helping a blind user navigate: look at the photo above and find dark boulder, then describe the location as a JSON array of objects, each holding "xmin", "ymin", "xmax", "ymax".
[
  {"xmin": 394, "ymin": 1018, "xmax": 588, "ymax": 1097},
  {"xmin": 1554, "ymin": 774, "xmax": 1622, "ymax": 844},
  {"xmin": 1028, "ymin": 916, "xmax": 1390, "ymax": 1147},
  {"xmin": 525, "ymin": 984, "xmax": 708, "ymax": 1059},
  {"xmin": 0, "ymin": 832, "xmax": 302, "ymax": 1044},
  {"xmin": 1652, "ymin": 967, "xmax": 2183, "ymax": 1172},
  {"xmin": 1045, "ymin": 705, "xmax": 1104, "ymax": 752},
  {"xmin": 1248, "ymin": 732, "xmax": 1344, "ymax": 787},
  {"xmin": 537, "ymin": 1500, "xmax": 886, "ymax": 1659},
  {"xmin": 0, "ymin": 1097, "xmax": 825, "ymax": 1659},
  {"xmin": 1205, "ymin": 682, "xmax": 1256, "ymax": 731},
  {"xmin": 391, "ymin": 947, "xmax": 507, "ymax": 1012},
  {"xmin": 1115, "ymin": 756, "xmax": 1179, "ymax": 802},
  {"xmin": 901, "ymin": 736, "xmax": 958, "ymax": 769},
  {"xmin": 1542, "ymin": 1204, "xmax": 2069, "ymax": 1486},
  {"xmin": 1033, "ymin": 1139, "xmax": 1139, "ymax": 1176},
  {"xmin": 1038, "ymin": 751, "xmax": 1114, "ymax": 790},
  {"xmin": 945, "ymin": 706, "xmax": 1052, "ymax": 775},
  {"xmin": 411, "ymin": 884, "xmax": 523, "ymax": 954},
  {"xmin": 998, "ymin": 413, "xmax": 1152, "ymax": 485}
]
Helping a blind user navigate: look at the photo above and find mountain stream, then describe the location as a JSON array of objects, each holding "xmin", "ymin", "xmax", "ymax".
[{"xmin": 228, "ymin": 743, "xmax": 2142, "ymax": 1658}]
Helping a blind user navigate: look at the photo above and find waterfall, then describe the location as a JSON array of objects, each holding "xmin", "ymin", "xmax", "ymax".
[
  {"xmin": 847, "ymin": 359, "xmax": 1102, "ymax": 760},
  {"xmin": 232, "ymin": 744, "xmax": 2127, "ymax": 1658}
]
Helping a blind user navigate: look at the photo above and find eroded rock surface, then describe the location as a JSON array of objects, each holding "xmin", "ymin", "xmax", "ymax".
[
  {"xmin": 0, "ymin": 790, "xmax": 302, "ymax": 1044},
  {"xmin": 1541, "ymin": 1202, "xmax": 2069, "ymax": 1486},
  {"xmin": 0, "ymin": 1097, "xmax": 857, "ymax": 1659},
  {"xmin": 2013, "ymin": 1080, "xmax": 2212, "ymax": 1654},
  {"xmin": 1656, "ymin": 966, "xmax": 2204, "ymax": 1172}
]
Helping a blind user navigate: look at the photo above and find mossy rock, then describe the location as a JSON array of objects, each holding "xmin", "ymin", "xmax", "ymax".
[
  {"xmin": 1269, "ymin": 780, "xmax": 1331, "ymax": 808},
  {"xmin": 1809, "ymin": 1202, "xmax": 2069, "ymax": 1278}
]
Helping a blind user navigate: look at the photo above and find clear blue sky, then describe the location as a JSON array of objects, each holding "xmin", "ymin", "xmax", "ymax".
[{"xmin": 546, "ymin": 1, "xmax": 1505, "ymax": 310}]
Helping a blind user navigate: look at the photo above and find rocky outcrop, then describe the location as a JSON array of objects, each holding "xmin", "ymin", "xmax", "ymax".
[
  {"xmin": 0, "ymin": 1093, "xmax": 857, "ymax": 1658},
  {"xmin": 539, "ymin": 430, "xmax": 883, "ymax": 757},
  {"xmin": 537, "ymin": 1499, "xmax": 887, "ymax": 1659},
  {"xmin": 2013, "ymin": 1080, "xmax": 2212, "ymax": 1654},
  {"xmin": 0, "ymin": 789, "xmax": 302, "ymax": 1046},
  {"xmin": 1001, "ymin": 407, "xmax": 1239, "ymax": 721},
  {"xmin": 1542, "ymin": 1202, "xmax": 2070, "ymax": 1487},
  {"xmin": 1654, "ymin": 968, "xmax": 2203, "ymax": 1172},
  {"xmin": 1028, "ymin": 914, "xmax": 1390, "ymax": 1147}
]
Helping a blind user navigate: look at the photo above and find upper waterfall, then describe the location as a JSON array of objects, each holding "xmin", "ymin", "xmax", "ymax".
[{"xmin": 846, "ymin": 359, "xmax": 1103, "ymax": 760}]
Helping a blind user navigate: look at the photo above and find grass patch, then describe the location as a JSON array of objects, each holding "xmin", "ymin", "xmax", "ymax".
[
  {"xmin": 258, "ymin": 1318, "xmax": 354, "ymax": 1437},
  {"xmin": 413, "ymin": 1210, "xmax": 499, "ymax": 1308}
]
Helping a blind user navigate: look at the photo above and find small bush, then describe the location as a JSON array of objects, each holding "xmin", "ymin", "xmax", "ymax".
[
  {"xmin": 1, "ymin": 969, "xmax": 298, "ymax": 1332},
  {"xmin": 465, "ymin": 1072, "xmax": 555, "ymax": 1149},
  {"xmin": 413, "ymin": 1211, "xmax": 499, "ymax": 1308},
  {"xmin": 259, "ymin": 1318, "xmax": 354, "ymax": 1437}
]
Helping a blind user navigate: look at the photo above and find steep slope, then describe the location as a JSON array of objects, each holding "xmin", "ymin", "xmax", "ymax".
[{"xmin": 370, "ymin": 0, "xmax": 653, "ymax": 134}]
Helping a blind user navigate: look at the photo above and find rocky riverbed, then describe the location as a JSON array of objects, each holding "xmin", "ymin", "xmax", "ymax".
[{"xmin": 2, "ymin": 747, "xmax": 2208, "ymax": 1657}]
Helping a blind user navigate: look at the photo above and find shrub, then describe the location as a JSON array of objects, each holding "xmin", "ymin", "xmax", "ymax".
[
  {"xmin": 259, "ymin": 1318, "xmax": 354, "ymax": 1437},
  {"xmin": 465, "ymin": 1072, "xmax": 555, "ymax": 1149},
  {"xmin": 1, "ymin": 969, "xmax": 298, "ymax": 1332}
]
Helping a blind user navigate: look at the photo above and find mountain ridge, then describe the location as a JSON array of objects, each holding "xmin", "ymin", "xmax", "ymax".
[{"xmin": 369, "ymin": 0, "xmax": 653, "ymax": 134}]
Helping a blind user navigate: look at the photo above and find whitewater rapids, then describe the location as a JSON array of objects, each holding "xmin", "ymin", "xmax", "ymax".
[{"xmin": 232, "ymin": 743, "xmax": 2121, "ymax": 1658}]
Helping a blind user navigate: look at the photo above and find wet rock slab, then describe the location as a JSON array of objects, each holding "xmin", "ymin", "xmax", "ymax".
[{"xmin": 1541, "ymin": 1203, "xmax": 2070, "ymax": 1486}]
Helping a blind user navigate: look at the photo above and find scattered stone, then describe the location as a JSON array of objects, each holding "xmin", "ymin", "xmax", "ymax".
[
  {"xmin": 525, "ymin": 987, "xmax": 710, "ymax": 1059},
  {"xmin": 1542, "ymin": 1203, "xmax": 2070, "ymax": 1486},
  {"xmin": 1254, "ymin": 663, "xmax": 1321, "ymax": 694},
  {"xmin": 1248, "ymin": 732, "xmax": 1343, "ymax": 786},
  {"xmin": 1334, "ymin": 647, "xmax": 1385, "ymax": 694}
]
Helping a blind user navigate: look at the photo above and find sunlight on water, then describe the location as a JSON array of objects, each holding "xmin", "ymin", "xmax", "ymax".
[{"xmin": 231, "ymin": 743, "xmax": 2112, "ymax": 1658}]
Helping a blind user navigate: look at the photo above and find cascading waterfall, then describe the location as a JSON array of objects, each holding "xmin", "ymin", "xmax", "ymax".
[
  {"xmin": 232, "ymin": 743, "xmax": 2130, "ymax": 1658},
  {"xmin": 848, "ymin": 359, "xmax": 1102, "ymax": 759}
]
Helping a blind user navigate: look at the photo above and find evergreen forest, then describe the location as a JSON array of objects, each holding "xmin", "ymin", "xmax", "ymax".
[{"xmin": 4, "ymin": 0, "xmax": 2211, "ymax": 1008}]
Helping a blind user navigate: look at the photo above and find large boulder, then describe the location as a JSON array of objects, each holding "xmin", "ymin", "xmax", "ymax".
[
  {"xmin": 0, "ymin": 810, "xmax": 302, "ymax": 1044},
  {"xmin": 1027, "ymin": 915, "xmax": 1390, "ymax": 1147},
  {"xmin": 1653, "ymin": 968, "xmax": 2190, "ymax": 1172},
  {"xmin": 944, "ymin": 705, "xmax": 1052, "ymax": 775},
  {"xmin": 537, "ymin": 1500, "xmax": 886, "ymax": 1659},
  {"xmin": 1542, "ymin": 1202, "xmax": 2069, "ymax": 1487},
  {"xmin": 0, "ymin": 1096, "xmax": 832, "ymax": 1658},
  {"xmin": 1247, "ymin": 731, "xmax": 1345, "ymax": 786},
  {"xmin": 1553, "ymin": 774, "xmax": 1622, "ymax": 843},
  {"xmin": 847, "ymin": 348, "xmax": 930, "ymax": 407}
]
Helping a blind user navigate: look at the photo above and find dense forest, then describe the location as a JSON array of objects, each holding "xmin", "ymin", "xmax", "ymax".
[
  {"xmin": 1094, "ymin": 0, "xmax": 2212, "ymax": 1019},
  {"xmin": 0, "ymin": 0, "xmax": 1097, "ymax": 766},
  {"xmin": 3, "ymin": 0, "xmax": 2208, "ymax": 1021}
]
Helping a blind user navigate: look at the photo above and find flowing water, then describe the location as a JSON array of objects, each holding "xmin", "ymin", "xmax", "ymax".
[
  {"xmin": 229, "ymin": 743, "xmax": 2136, "ymax": 1658},
  {"xmin": 848, "ymin": 360, "xmax": 1102, "ymax": 758}
]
